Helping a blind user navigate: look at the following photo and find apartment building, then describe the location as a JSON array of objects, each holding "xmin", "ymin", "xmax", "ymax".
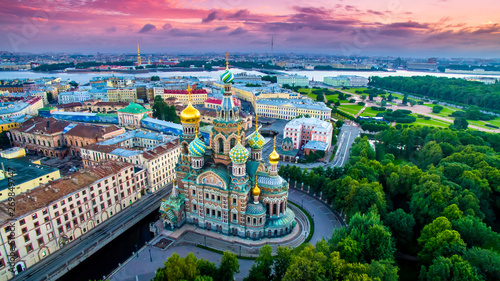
[
  {"xmin": 0, "ymin": 161, "xmax": 144, "ymax": 279},
  {"xmin": 256, "ymin": 98, "xmax": 331, "ymax": 121},
  {"xmin": 283, "ymin": 117, "xmax": 333, "ymax": 150},
  {"xmin": 80, "ymin": 130, "xmax": 180, "ymax": 193}
]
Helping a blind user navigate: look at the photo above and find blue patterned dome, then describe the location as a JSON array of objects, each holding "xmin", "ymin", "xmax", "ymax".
[
  {"xmin": 248, "ymin": 130, "xmax": 265, "ymax": 150},
  {"xmin": 220, "ymin": 69, "xmax": 234, "ymax": 84},
  {"xmin": 229, "ymin": 142, "xmax": 249, "ymax": 164},
  {"xmin": 188, "ymin": 135, "xmax": 206, "ymax": 157}
]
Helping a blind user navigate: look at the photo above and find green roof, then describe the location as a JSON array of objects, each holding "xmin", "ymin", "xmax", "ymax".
[
  {"xmin": 246, "ymin": 160, "xmax": 261, "ymax": 181},
  {"xmin": 0, "ymin": 158, "xmax": 60, "ymax": 191},
  {"xmin": 117, "ymin": 103, "xmax": 151, "ymax": 114}
]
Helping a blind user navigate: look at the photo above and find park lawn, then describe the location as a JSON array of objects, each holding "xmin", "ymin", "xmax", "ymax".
[
  {"xmin": 338, "ymin": 104, "xmax": 364, "ymax": 116},
  {"xmin": 360, "ymin": 107, "xmax": 386, "ymax": 117},
  {"xmin": 306, "ymin": 93, "xmax": 317, "ymax": 100},
  {"xmin": 339, "ymin": 100, "xmax": 350, "ymax": 103},
  {"xmin": 488, "ymin": 118, "xmax": 500, "ymax": 127},
  {"xmin": 325, "ymin": 95, "xmax": 339, "ymax": 102},
  {"xmin": 467, "ymin": 120, "xmax": 498, "ymax": 130},
  {"xmin": 342, "ymin": 87, "xmax": 369, "ymax": 94},
  {"xmin": 297, "ymin": 88, "xmax": 311, "ymax": 94},
  {"xmin": 407, "ymin": 114, "xmax": 451, "ymax": 128}
]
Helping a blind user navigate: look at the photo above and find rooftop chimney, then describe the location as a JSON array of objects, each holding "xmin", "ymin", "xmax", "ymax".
[{"xmin": 46, "ymin": 121, "xmax": 50, "ymax": 130}]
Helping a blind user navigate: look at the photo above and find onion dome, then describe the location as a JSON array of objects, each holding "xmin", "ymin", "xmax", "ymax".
[
  {"xmin": 229, "ymin": 142, "xmax": 249, "ymax": 164},
  {"xmin": 248, "ymin": 115, "xmax": 265, "ymax": 150},
  {"xmin": 180, "ymin": 85, "xmax": 201, "ymax": 124},
  {"xmin": 220, "ymin": 69, "xmax": 234, "ymax": 84},
  {"xmin": 229, "ymin": 124, "xmax": 249, "ymax": 164},
  {"xmin": 252, "ymin": 177, "xmax": 261, "ymax": 196},
  {"xmin": 188, "ymin": 134, "xmax": 206, "ymax": 157},
  {"xmin": 269, "ymin": 136, "xmax": 280, "ymax": 164}
]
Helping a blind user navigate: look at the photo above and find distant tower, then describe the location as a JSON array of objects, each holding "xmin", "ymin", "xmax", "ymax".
[
  {"xmin": 148, "ymin": 57, "xmax": 151, "ymax": 65},
  {"xmin": 137, "ymin": 43, "xmax": 142, "ymax": 66}
]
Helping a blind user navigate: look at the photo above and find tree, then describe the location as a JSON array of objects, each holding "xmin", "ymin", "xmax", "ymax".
[
  {"xmin": 47, "ymin": 92, "xmax": 54, "ymax": 103},
  {"xmin": 384, "ymin": 209, "xmax": 415, "ymax": 246},
  {"xmin": 244, "ymin": 245, "xmax": 273, "ymax": 281},
  {"xmin": 316, "ymin": 93, "xmax": 325, "ymax": 102},
  {"xmin": 335, "ymin": 120, "xmax": 344, "ymax": 128},
  {"xmin": 152, "ymin": 253, "xmax": 199, "ymax": 281},
  {"xmin": 452, "ymin": 216, "xmax": 500, "ymax": 248},
  {"xmin": 409, "ymin": 99, "xmax": 417, "ymax": 107},
  {"xmin": 418, "ymin": 229, "xmax": 466, "ymax": 263},
  {"xmin": 197, "ymin": 259, "xmax": 217, "ymax": 280},
  {"xmin": 465, "ymin": 247, "xmax": 500, "ymax": 281},
  {"xmin": 283, "ymin": 245, "xmax": 327, "ymax": 281},
  {"xmin": 151, "ymin": 75, "xmax": 161, "ymax": 81},
  {"xmin": 381, "ymin": 100, "xmax": 387, "ymax": 106},
  {"xmin": 273, "ymin": 246, "xmax": 292, "ymax": 281},
  {"xmin": 402, "ymin": 94, "xmax": 408, "ymax": 105},
  {"xmin": 334, "ymin": 100, "xmax": 341, "ymax": 107},
  {"xmin": 418, "ymin": 141, "xmax": 443, "ymax": 169},
  {"xmin": 361, "ymin": 95, "xmax": 367, "ymax": 101},
  {"xmin": 420, "ymin": 255, "xmax": 480, "ymax": 281},
  {"xmin": 454, "ymin": 117, "xmax": 469, "ymax": 130},
  {"xmin": 218, "ymin": 251, "xmax": 239, "ymax": 281},
  {"xmin": 387, "ymin": 93, "xmax": 394, "ymax": 102},
  {"xmin": 432, "ymin": 105, "xmax": 443, "ymax": 113},
  {"xmin": 69, "ymin": 81, "xmax": 78, "ymax": 87}
]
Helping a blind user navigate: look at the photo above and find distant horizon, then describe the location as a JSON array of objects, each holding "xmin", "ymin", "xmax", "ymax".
[
  {"xmin": 1, "ymin": 0, "xmax": 499, "ymax": 58},
  {"xmin": 2, "ymin": 50, "xmax": 500, "ymax": 61}
]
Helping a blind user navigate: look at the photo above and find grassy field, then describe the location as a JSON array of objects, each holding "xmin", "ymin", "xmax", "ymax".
[
  {"xmin": 488, "ymin": 119, "xmax": 500, "ymax": 127},
  {"xmin": 342, "ymin": 87, "xmax": 369, "ymax": 94},
  {"xmin": 407, "ymin": 114, "xmax": 451, "ymax": 128},
  {"xmin": 359, "ymin": 107, "xmax": 386, "ymax": 117},
  {"xmin": 338, "ymin": 104, "xmax": 364, "ymax": 116},
  {"xmin": 306, "ymin": 93, "xmax": 317, "ymax": 100}
]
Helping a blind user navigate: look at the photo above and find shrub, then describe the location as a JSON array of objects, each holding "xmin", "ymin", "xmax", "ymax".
[{"xmin": 357, "ymin": 102, "xmax": 366, "ymax": 106}]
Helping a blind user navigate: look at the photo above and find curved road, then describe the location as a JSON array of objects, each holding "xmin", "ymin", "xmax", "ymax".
[{"xmin": 109, "ymin": 188, "xmax": 342, "ymax": 281}]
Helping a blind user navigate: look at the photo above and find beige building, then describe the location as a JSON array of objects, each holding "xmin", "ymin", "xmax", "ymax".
[
  {"xmin": 256, "ymin": 98, "xmax": 332, "ymax": 121},
  {"xmin": 0, "ymin": 161, "xmax": 144, "ymax": 279},
  {"xmin": 80, "ymin": 131, "xmax": 180, "ymax": 193},
  {"xmin": 107, "ymin": 88, "xmax": 137, "ymax": 103},
  {"xmin": 163, "ymin": 89, "xmax": 207, "ymax": 105}
]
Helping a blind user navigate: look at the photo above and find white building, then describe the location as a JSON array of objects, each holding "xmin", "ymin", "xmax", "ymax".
[
  {"xmin": 323, "ymin": 75, "xmax": 369, "ymax": 87},
  {"xmin": 277, "ymin": 74, "xmax": 309, "ymax": 87},
  {"xmin": 283, "ymin": 117, "xmax": 333, "ymax": 150}
]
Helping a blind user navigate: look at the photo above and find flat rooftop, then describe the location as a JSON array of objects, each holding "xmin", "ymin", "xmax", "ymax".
[{"xmin": 0, "ymin": 157, "xmax": 60, "ymax": 191}]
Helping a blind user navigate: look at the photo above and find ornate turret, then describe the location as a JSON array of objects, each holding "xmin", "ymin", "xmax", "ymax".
[
  {"xmin": 248, "ymin": 115, "xmax": 265, "ymax": 161},
  {"xmin": 269, "ymin": 136, "xmax": 280, "ymax": 176},
  {"xmin": 230, "ymin": 125, "xmax": 249, "ymax": 176},
  {"xmin": 189, "ymin": 127, "xmax": 206, "ymax": 169},
  {"xmin": 180, "ymin": 84, "xmax": 201, "ymax": 141},
  {"xmin": 252, "ymin": 176, "xmax": 261, "ymax": 204},
  {"xmin": 216, "ymin": 52, "xmax": 239, "ymax": 122}
]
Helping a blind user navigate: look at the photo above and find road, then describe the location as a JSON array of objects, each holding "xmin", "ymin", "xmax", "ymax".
[
  {"xmin": 331, "ymin": 125, "xmax": 360, "ymax": 167},
  {"xmin": 287, "ymin": 124, "xmax": 360, "ymax": 169},
  {"xmin": 12, "ymin": 186, "xmax": 171, "ymax": 281}
]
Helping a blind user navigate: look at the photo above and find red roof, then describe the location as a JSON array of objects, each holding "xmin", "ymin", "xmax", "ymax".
[
  {"xmin": 205, "ymin": 97, "xmax": 241, "ymax": 106},
  {"xmin": 25, "ymin": 97, "xmax": 42, "ymax": 105},
  {"xmin": 163, "ymin": 89, "xmax": 207, "ymax": 95}
]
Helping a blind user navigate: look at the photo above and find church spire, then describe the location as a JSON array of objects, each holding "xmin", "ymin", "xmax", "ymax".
[{"xmin": 137, "ymin": 43, "xmax": 141, "ymax": 66}]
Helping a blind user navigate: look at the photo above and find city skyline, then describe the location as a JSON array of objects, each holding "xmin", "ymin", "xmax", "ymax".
[{"xmin": 1, "ymin": 0, "xmax": 500, "ymax": 57}]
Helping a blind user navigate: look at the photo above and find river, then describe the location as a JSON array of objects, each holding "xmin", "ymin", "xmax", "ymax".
[{"xmin": 1, "ymin": 69, "xmax": 499, "ymax": 85}]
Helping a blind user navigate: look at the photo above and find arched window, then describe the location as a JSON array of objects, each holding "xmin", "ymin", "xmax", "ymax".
[
  {"xmin": 247, "ymin": 217, "xmax": 250, "ymax": 224},
  {"xmin": 253, "ymin": 218, "xmax": 256, "ymax": 225},
  {"xmin": 218, "ymin": 138, "xmax": 224, "ymax": 154},
  {"xmin": 272, "ymin": 204, "xmax": 277, "ymax": 216},
  {"xmin": 57, "ymin": 140, "xmax": 61, "ymax": 146},
  {"xmin": 280, "ymin": 201, "xmax": 284, "ymax": 215},
  {"xmin": 230, "ymin": 138, "xmax": 235, "ymax": 149}
]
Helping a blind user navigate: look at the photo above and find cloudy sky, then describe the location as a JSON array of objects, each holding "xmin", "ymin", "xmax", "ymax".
[{"xmin": 1, "ymin": 0, "xmax": 499, "ymax": 57}]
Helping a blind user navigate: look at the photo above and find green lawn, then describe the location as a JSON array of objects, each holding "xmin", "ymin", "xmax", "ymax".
[
  {"xmin": 297, "ymin": 88, "xmax": 311, "ymax": 94},
  {"xmin": 342, "ymin": 87, "xmax": 369, "ymax": 94},
  {"xmin": 407, "ymin": 114, "xmax": 451, "ymax": 128},
  {"xmin": 338, "ymin": 104, "xmax": 364, "ymax": 116},
  {"xmin": 488, "ymin": 118, "xmax": 500, "ymax": 127},
  {"xmin": 360, "ymin": 107, "xmax": 386, "ymax": 117}
]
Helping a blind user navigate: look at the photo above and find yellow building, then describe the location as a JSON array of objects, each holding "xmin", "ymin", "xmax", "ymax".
[
  {"xmin": 213, "ymin": 82, "xmax": 255, "ymax": 104},
  {"xmin": 0, "ymin": 147, "xmax": 26, "ymax": 159},
  {"xmin": 0, "ymin": 158, "xmax": 61, "ymax": 202},
  {"xmin": 163, "ymin": 89, "xmax": 207, "ymax": 105},
  {"xmin": 107, "ymin": 87, "xmax": 137, "ymax": 102},
  {"xmin": 256, "ymin": 98, "xmax": 332, "ymax": 121}
]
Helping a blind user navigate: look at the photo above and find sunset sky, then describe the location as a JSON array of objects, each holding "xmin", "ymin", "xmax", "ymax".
[{"xmin": 1, "ymin": 0, "xmax": 499, "ymax": 57}]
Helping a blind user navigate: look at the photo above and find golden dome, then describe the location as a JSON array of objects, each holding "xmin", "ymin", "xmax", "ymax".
[
  {"xmin": 269, "ymin": 149, "xmax": 280, "ymax": 164},
  {"xmin": 252, "ymin": 185, "xmax": 261, "ymax": 196},
  {"xmin": 252, "ymin": 176, "xmax": 261, "ymax": 196},
  {"xmin": 180, "ymin": 103, "xmax": 200, "ymax": 124},
  {"xmin": 180, "ymin": 84, "xmax": 201, "ymax": 124},
  {"xmin": 269, "ymin": 136, "xmax": 280, "ymax": 164}
]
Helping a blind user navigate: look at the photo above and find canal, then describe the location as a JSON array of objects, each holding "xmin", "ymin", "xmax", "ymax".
[{"xmin": 59, "ymin": 209, "xmax": 159, "ymax": 281}]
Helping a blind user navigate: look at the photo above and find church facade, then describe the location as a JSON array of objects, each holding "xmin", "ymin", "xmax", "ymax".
[{"xmin": 159, "ymin": 53, "xmax": 296, "ymax": 239}]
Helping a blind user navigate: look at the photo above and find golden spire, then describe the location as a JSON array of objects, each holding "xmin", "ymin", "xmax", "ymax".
[
  {"xmin": 273, "ymin": 135, "xmax": 276, "ymax": 149},
  {"xmin": 255, "ymin": 114, "xmax": 258, "ymax": 128},
  {"xmin": 195, "ymin": 125, "xmax": 199, "ymax": 137},
  {"xmin": 252, "ymin": 175, "xmax": 261, "ymax": 196},
  {"xmin": 137, "ymin": 43, "xmax": 141, "ymax": 65},
  {"xmin": 187, "ymin": 84, "xmax": 192, "ymax": 103},
  {"xmin": 226, "ymin": 51, "xmax": 229, "ymax": 70},
  {"xmin": 237, "ymin": 124, "xmax": 241, "ymax": 143}
]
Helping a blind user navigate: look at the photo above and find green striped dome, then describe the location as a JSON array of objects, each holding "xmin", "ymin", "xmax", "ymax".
[
  {"xmin": 188, "ymin": 135, "xmax": 206, "ymax": 157},
  {"xmin": 220, "ymin": 70, "xmax": 234, "ymax": 83},
  {"xmin": 248, "ymin": 130, "xmax": 265, "ymax": 150}
]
